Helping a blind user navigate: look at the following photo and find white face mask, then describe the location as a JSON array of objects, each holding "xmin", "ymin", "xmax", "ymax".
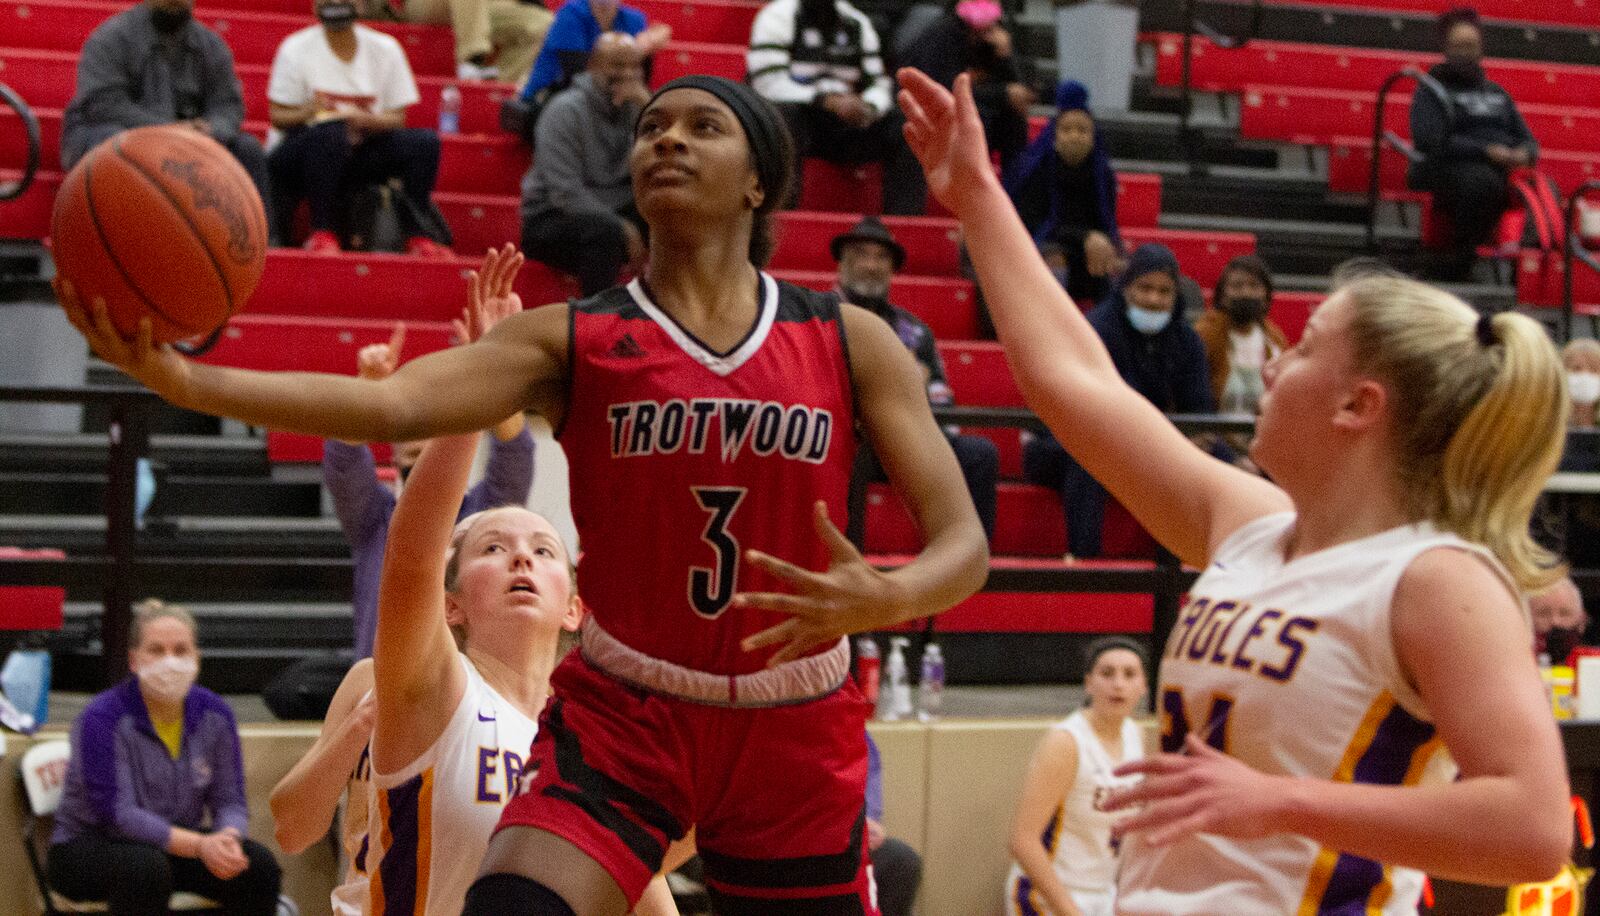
[
  {"xmin": 1570, "ymin": 371, "xmax": 1600, "ymax": 406},
  {"xmin": 1126, "ymin": 304, "xmax": 1172, "ymax": 335},
  {"xmin": 137, "ymin": 654, "xmax": 198, "ymax": 706}
]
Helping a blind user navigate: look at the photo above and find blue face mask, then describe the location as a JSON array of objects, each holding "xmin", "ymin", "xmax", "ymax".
[{"xmin": 1126, "ymin": 304, "xmax": 1172, "ymax": 335}]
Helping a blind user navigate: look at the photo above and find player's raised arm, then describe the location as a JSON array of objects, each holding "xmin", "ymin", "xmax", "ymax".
[
  {"xmin": 269, "ymin": 658, "xmax": 374, "ymax": 854},
  {"xmin": 896, "ymin": 70, "xmax": 1287, "ymax": 567},
  {"xmin": 58, "ymin": 245, "xmax": 567, "ymax": 443}
]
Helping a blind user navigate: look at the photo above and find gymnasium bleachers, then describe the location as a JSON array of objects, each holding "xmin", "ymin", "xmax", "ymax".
[{"xmin": 2, "ymin": 0, "xmax": 1598, "ymax": 695}]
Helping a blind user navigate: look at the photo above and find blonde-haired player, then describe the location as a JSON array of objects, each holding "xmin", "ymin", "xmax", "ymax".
[{"xmin": 897, "ymin": 68, "xmax": 1570, "ymax": 913}]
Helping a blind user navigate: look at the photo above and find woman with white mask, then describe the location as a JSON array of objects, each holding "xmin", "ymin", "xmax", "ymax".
[
  {"xmin": 47, "ymin": 599, "xmax": 283, "ymax": 915},
  {"xmin": 1562, "ymin": 339, "xmax": 1600, "ymax": 430}
]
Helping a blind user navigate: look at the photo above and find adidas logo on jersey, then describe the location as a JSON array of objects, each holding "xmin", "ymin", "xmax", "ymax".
[{"xmin": 608, "ymin": 334, "xmax": 647, "ymax": 359}]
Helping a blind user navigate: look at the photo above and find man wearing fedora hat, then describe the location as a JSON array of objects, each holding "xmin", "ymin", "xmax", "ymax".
[{"xmin": 833, "ymin": 216, "xmax": 999, "ymax": 543}]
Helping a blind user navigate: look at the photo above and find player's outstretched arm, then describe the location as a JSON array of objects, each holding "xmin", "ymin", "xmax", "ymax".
[
  {"xmin": 269, "ymin": 658, "xmax": 374, "ymax": 854},
  {"xmin": 895, "ymin": 70, "xmax": 1287, "ymax": 567},
  {"xmin": 57, "ymin": 245, "xmax": 567, "ymax": 443},
  {"xmin": 1105, "ymin": 551, "xmax": 1571, "ymax": 885},
  {"xmin": 738, "ymin": 308, "xmax": 988, "ymax": 665}
]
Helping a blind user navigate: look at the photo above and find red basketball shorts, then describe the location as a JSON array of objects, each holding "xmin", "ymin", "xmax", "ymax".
[{"xmin": 496, "ymin": 651, "xmax": 878, "ymax": 914}]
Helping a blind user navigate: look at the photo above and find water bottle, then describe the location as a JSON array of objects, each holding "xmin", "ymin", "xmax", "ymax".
[
  {"xmin": 854, "ymin": 637, "xmax": 881, "ymax": 709},
  {"xmin": 438, "ymin": 85, "xmax": 462, "ymax": 135},
  {"xmin": 878, "ymin": 637, "xmax": 913, "ymax": 721},
  {"xmin": 0, "ymin": 642, "xmax": 50, "ymax": 734},
  {"xmin": 917, "ymin": 643, "xmax": 944, "ymax": 722}
]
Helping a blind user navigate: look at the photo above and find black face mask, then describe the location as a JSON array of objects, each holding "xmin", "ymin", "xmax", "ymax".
[
  {"xmin": 318, "ymin": 2, "xmax": 358, "ymax": 30},
  {"xmin": 1440, "ymin": 54, "xmax": 1484, "ymax": 84},
  {"xmin": 1545, "ymin": 626, "xmax": 1582, "ymax": 663},
  {"xmin": 1222, "ymin": 297, "xmax": 1269, "ymax": 325},
  {"xmin": 149, "ymin": 5, "xmax": 192, "ymax": 33}
]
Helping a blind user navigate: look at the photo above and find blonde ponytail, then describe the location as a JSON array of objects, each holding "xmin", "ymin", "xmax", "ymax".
[{"xmin": 1342, "ymin": 277, "xmax": 1566, "ymax": 591}]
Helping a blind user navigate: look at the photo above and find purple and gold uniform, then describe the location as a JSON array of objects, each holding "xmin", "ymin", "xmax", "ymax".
[{"xmin": 1118, "ymin": 514, "xmax": 1513, "ymax": 915}]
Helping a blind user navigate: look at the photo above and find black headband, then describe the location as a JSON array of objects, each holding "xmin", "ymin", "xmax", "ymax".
[{"xmin": 641, "ymin": 75, "xmax": 787, "ymax": 211}]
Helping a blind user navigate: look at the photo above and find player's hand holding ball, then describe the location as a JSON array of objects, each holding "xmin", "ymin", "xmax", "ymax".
[
  {"xmin": 1102, "ymin": 733, "xmax": 1289, "ymax": 847},
  {"xmin": 736, "ymin": 501, "xmax": 909, "ymax": 667}
]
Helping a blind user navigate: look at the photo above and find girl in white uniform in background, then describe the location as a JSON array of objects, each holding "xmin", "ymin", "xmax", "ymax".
[
  {"xmin": 1006, "ymin": 638, "xmax": 1146, "ymax": 916},
  {"xmin": 898, "ymin": 69, "xmax": 1572, "ymax": 915}
]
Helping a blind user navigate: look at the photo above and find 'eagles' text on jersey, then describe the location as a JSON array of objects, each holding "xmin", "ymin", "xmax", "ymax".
[{"xmin": 559, "ymin": 275, "xmax": 858, "ymax": 676}]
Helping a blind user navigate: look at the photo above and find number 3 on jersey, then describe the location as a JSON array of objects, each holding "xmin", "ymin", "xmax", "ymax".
[{"xmin": 689, "ymin": 487, "xmax": 747, "ymax": 618}]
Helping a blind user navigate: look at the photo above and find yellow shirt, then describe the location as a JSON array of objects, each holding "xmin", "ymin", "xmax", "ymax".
[{"xmin": 152, "ymin": 716, "xmax": 182, "ymax": 759}]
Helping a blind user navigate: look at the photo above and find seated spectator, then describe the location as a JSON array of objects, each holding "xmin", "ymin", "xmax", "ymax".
[
  {"xmin": 47, "ymin": 600, "xmax": 283, "ymax": 915},
  {"xmin": 518, "ymin": 0, "xmax": 670, "ymax": 104},
  {"xmin": 866, "ymin": 732, "xmax": 923, "ymax": 916},
  {"xmin": 833, "ymin": 217, "xmax": 999, "ymax": 541},
  {"xmin": 1531, "ymin": 576, "xmax": 1590, "ymax": 664},
  {"xmin": 400, "ymin": 0, "xmax": 551, "ymax": 83},
  {"xmin": 1022, "ymin": 244, "xmax": 1213, "ymax": 558},
  {"xmin": 1564, "ymin": 338, "xmax": 1600, "ymax": 435},
  {"xmin": 1192, "ymin": 254, "xmax": 1286, "ymax": 415},
  {"xmin": 520, "ymin": 33, "xmax": 650, "ymax": 295},
  {"xmin": 265, "ymin": 0, "xmax": 449, "ymax": 256},
  {"xmin": 1409, "ymin": 6, "xmax": 1538, "ymax": 281},
  {"xmin": 748, "ymin": 0, "xmax": 927, "ymax": 215},
  {"xmin": 892, "ymin": 0, "xmax": 1034, "ymax": 174},
  {"xmin": 1005, "ymin": 81, "xmax": 1123, "ymax": 304},
  {"xmin": 1006, "ymin": 638, "xmax": 1146, "ymax": 916},
  {"xmin": 61, "ymin": 0, "xmax": 273, "ymax": 238}
]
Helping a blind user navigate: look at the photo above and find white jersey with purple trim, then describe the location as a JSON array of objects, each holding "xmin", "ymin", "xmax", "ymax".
[
  {"xmin": 332, "ymin": 654, "xmax": 538, "ymax": 915},
  {"xmin": 1117, "ymin": 513, "xmax": 1515, "ymax": 915}
]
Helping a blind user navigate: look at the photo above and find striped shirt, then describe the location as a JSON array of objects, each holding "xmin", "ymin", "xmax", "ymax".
[{"xmin": 747, "ymin": 0, "xmax": 891, "ymax": 116}]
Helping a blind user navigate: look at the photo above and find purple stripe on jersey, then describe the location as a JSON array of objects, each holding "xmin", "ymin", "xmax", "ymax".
[
  {"xmin": 1013, "ymin": 875, "xmax": 1043, "ymax": 916},
  {"xmin": 1316, "ymin": 702, "xmax": 1437, "ymax": 911},
  {"xmin": 1039, "ymin": 807, "xmax": 1061, "ymax": 852},
  {"xmin": 378, "ymin": 773, "xmax": 425, "ymax": 913}
]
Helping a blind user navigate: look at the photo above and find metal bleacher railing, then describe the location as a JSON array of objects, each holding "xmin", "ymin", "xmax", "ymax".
[
  {"xmin": 1363, "ymin": 65, "xmax": 1451, "ymax": 256},
  {"xmin": 4, "ymin": 387, "xmax": 1600, "ymax": 692},
  {"xmin": 0, "ymin": 80, "xmax": 40, "ymax": 203},
  {"xmin": 1176, "ymin": 0, "xmax": 1262, "ymax": 176}
]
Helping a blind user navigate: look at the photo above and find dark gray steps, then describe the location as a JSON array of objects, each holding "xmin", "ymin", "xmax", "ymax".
[
  {"xmin": 0, "ymin": 472, "xmax": 323, "ymax": 517},
  {"xmin": 0, "ymin": 432, "xmax": 269, "ymax": 476}
]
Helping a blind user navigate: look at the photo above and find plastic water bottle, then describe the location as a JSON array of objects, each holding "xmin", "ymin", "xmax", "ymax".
[
  {"xmin": 917, "ymin": 643, "xmax": 945, "ymax": 722},
  {"xmin": 878, "ymin": 637, "xmax": 913, "ymax": 721},
  {"xmin": 855, "ymin": 637, "xmax": 881, "ymax": 709},
  {"xmin": 438, "ymin": 85, "xmax": 462, "ymax": 134}
]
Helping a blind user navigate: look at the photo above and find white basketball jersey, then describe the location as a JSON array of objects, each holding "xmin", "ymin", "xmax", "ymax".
[
  {"xmin": 333, "ymin": 655, "xmax": 539, "ymax": 915},
  {"xmin": 1006, "ymin": 710, "xmax": 1142, "ymax": 914},
  {"xmin": 1118, "ymin": 513, "xmax": 1515, "ymax": 915},
  {"xmin": 330, "ymin": 723, "xmax": 373, "ymax": 916}
]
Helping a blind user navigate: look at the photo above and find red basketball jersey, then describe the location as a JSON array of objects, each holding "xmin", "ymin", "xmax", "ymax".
[{"xmin": 559, "ymin": 275, "xmax": 859, "ymax": 676}]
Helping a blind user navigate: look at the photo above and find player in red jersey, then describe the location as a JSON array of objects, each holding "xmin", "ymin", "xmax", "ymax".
[{"xmin": 62, "ymin": 74, "xmax": 989, "ymax": 915}]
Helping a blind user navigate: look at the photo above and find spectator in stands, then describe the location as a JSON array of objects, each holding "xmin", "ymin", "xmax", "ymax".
[
  {"xmin": 1531, "ymin": 576, "xmax": 1590, "ymax": 664},
  {"xmin": 1192, "ymin": 254, "xmax": 1286, "ymax": 416},
  {"xmin": 1409, "ymin": 5, "xmax": 1538, "ymax": 281},
  {"xmin": 748, "ymin": 0, "xmax": 927, "ymax": 215},
  {"xmin": 1564, "ymin": 338, "xmax": 1600, "ymax": 433},
  {"xmin": 61, "ymin": 0, "xmax": 273, "ymax": 238},
  {"xmin": 866, "ymin": 732, "xmax": 923, "ymax": 916},
  {"xmin": 834, "ymin": 217, "xmax": 999, "ymax": 541},
  {"xmin": 521, "ymin": 33, "xmax": 650, "ymax": 295},
  {"xmin": 401, "ymin": 0, "xmax": 551, "ymax": 83},
  {"xmin": 518, "ymin": 0, "xmax": 670, "ymax": 104},
  {"xmin": 47, "ymin": 600, "xmax": 283, "ymax": 915},
  {"xmin": 1005, "ymin": 80, "xmax": 1123, "ymax": 304},
  {"xmin": 264, "ymin": 0, "xmax": 449, "ymax": 256},
  {"xmin": 1022, "ymin": 244, "xmax": 1214, "ymax": 557},
  {"xmin": 892, "ymin": 0, "xmax": 1034, "ymax": 174}
]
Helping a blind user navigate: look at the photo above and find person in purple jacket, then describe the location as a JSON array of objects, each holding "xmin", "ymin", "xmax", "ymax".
[
  {"xmin": 325, "ymin": 320, "xmax": 535, "ymax": 660},
  {"xmin": 47, "ymin": 600, "xmax": 282, "ymax": 915}
]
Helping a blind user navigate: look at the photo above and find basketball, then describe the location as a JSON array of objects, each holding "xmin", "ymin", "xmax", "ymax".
[{"xmin": 51, "ymin": 124, "xmax": 269, "ymax": 343}]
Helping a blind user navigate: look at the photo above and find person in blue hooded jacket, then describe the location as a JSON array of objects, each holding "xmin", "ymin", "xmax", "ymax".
[
  {"xmin": 1003, "ymin": 80, "xmax": 1124, "ymax": 305},
  {"xmin": 1022, "ymin": 244, "xmax": 1215, "ymax": 558}
]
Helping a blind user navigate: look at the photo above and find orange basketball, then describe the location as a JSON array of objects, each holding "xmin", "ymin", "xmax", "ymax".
[{"xmin": 51, "ymin": 124, "xmax": 268, "ymax": 343}]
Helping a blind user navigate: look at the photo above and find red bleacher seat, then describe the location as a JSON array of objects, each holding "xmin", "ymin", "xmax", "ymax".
[
  {"xmin": 630, "ymin": 0, "xmax": 761, "ymax": 46},
  {"xmin": 1240, "ymin": 84, "xmax": 1600, "ymax": 159},
  {"xmin": 0, "ymin": 169, "xmax": 60, "ymax": 240},
  {"xmin": 776, "ymin": 270, "xmax": 979, "ymax": 340},
  {"xmin": 0, "ymin": 548, "xmax": 65, "ymax": 631},
  {"xmin": 649, "ymin": 40, "xmax": 746, "ymax": 85},
  {"xmin": 1518, "ymin": 249, "xmax": 1600, "ymax": 315},
  {"xmin": 245, "ymin": 249, "xmax": 576, "ymax": 319},
  {"xmin": 868, "ymin": 481, "xmax": 1157, "ymax": 560},
  {"xmin": 1149, "ymin": 33, "xmax": 1600, "ymax": 110},
  {"xmin": 939, "ymin": 341, "xmax": 1021, "ymax": 407},
  {"xmin": 1326, "ymin": 135, "xmax": 1600, "ymax": 197},
  {"xmin": 1264, "ymin": 0, "xmax": 1596, "ymax": 31},
  {"xmin": 889, "ymin": 585, "xmax": 1155, "ymax": 635}
]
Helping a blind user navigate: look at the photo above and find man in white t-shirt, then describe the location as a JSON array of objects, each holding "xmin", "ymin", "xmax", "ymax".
[{"xmin": 264, "ymin": 0, "xmax": 449, "ymax": 256}]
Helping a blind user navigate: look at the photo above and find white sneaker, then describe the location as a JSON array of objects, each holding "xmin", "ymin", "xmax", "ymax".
[{"xmin": 457, "ymin": 60, "xmax": 500, "ymax": 81}]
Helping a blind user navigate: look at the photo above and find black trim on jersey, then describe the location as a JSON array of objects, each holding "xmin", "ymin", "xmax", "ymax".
[
  {"xmin": 697, "ymin": 805, "xmax": 866, "ymax": 890},
  {"xmin": 636, "ymin": 275, "xmax": 767, "ymax": 360},
  {"xmin": 774, "ymin": 280, "xmax": 845, "ymax": 325},
  {"xmin": 827, "ymin": 291, "xmax": 859, "ymax": 419},
  {"xmin": 704, "ymin": 891, "xmax": 867, "ymax": 915},
  {"xmin": 557, "ymin": 286, "xmax": 646, "ymax": 439},
  {"xmin": 539, "ymin": 699, "xmax": 684, "ymax": 871}
]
